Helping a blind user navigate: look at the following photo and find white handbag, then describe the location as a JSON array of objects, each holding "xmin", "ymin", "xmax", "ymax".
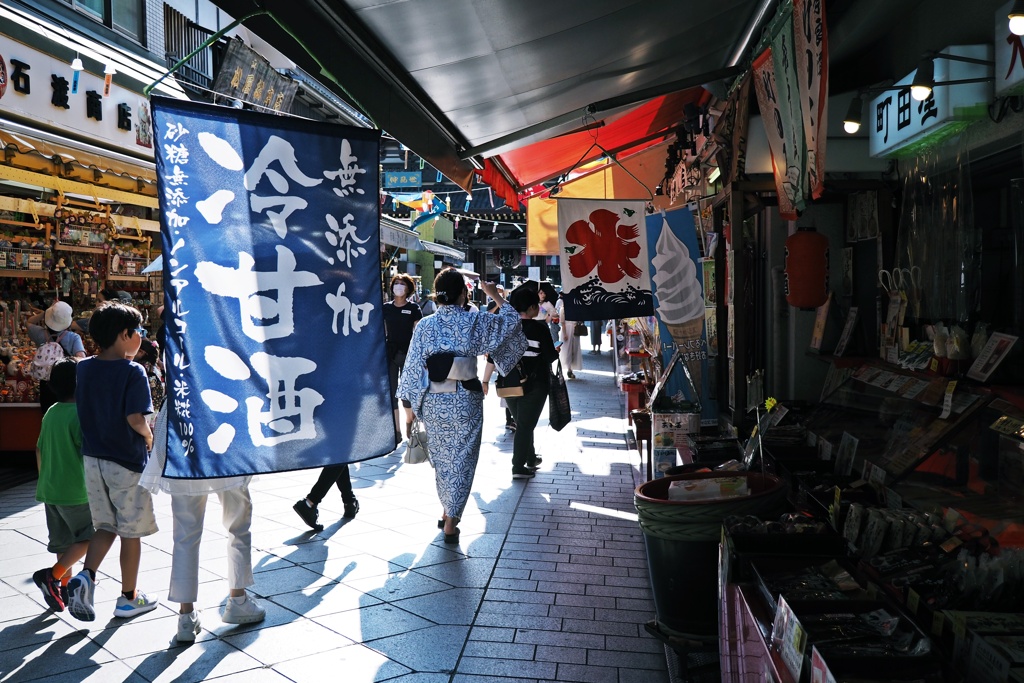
[{"xmin": 403, "ymin": 420, "xmax": 430, "ymax": 465}]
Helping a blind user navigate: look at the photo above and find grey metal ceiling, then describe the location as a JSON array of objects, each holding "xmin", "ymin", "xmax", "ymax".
[
  {"xmin": 343, "ymin": 0, "xmax": 758, "ymax": 146},
  {"xmin": 206, "ymin": 0, "xmax": 1006, "ymax": 188}
]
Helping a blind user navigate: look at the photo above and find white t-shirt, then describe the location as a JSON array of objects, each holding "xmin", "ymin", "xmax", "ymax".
[{"xmin": 535, "ymin": 301, "xmax": 555, "ymax": 322}]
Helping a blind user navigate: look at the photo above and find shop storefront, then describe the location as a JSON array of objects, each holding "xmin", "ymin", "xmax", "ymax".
[{"xmin": 0, "ymin": 6, "xmax": 180, "ymax": 446}]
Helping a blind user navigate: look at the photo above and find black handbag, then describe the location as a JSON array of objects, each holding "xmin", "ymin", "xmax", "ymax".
[
  {"xmin": 548, "ymin": 361, "xmax": 571, "ymax": 431},
  {"xmin": 573, "ymin": 322, "xmax": 588, "ymax": 337},
  {"xmin": 495, "ymin": 361, "xmax": 527, "ymax": 397}
]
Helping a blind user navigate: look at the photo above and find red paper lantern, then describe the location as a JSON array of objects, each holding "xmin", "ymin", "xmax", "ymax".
[{"xmin": 784, "ymin": 227, "xmax": 829, "ymax": 309}]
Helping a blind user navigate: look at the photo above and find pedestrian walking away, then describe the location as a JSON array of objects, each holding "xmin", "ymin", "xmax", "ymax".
[{"xmin": 396, "ymin": 269, "xmax": 526, "ymax": 545}]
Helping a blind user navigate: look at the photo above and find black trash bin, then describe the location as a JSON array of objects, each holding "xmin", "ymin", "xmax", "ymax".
[{"xmin": 635, "ymin": 471, "xmax": 787, "ymax": 637}]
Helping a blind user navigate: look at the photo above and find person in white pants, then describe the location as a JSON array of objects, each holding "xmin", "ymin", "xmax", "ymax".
[{"xmin": 141, "ymin": 406, "xmax": 265, "ymax": 642}]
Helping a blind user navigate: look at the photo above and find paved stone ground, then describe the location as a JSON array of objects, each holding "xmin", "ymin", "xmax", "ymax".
[{"xmin": 0, "ymin": 345, "xmax": 669, "ymax": 683}]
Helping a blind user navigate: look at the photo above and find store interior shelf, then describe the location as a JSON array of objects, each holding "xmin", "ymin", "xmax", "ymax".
[
  {"xmin": 55, "ymin": 244, "xmax": 106, "ymax": 254},
  {"xmin": 0, "ymin": 269, "xmax": 48, "ymax": 278}
]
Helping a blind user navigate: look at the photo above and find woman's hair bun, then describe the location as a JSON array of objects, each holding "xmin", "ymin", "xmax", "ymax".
[{"xmin": 437, "ymin": 291, "xmax": 450, "ymax": 304}]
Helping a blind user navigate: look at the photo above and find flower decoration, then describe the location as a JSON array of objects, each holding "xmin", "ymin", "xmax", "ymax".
[{"xmin": 765, "ymin": 396, "xmax": 778, "ymax": 412}]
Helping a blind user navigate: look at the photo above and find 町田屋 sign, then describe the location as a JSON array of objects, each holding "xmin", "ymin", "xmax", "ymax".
[{"xmin": 868, "ymin": 45, "xmax": 993, "ymax": 158}]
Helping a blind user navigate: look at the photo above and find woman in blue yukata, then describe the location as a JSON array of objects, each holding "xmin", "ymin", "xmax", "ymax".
[{"xmin": 397, "ymin": 268, "xmax": 527, "ymax": 544}]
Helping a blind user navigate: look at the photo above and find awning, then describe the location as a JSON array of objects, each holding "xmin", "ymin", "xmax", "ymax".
[
  {"xmin": 380, "ymin": 220, "xmax": 423, "ymax": 251},
  {"xmin": 417, "ymin": 240, "xmax": 466, "ymax": 262},
  {"xmin": 525, "ymin": 141, "xmax": 675, "ymax": 255},
  {"xmin": 0, "ymin": 128, "xmax": 157, "ymax": 183},
  {"xmin": 206, "ymin": 0, "xmax": 768, "ymax": 196}
]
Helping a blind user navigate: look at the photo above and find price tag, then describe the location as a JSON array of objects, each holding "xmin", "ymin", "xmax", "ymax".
[
  {"xmin": 940, "ymin": 536, "xmax": 963, "ymax": 553},
  {"xmin": 907, "ymin": 589, "xmax": 920, "ymax": 614},
  {"xmin": 830, "ymin": 486, "xmax": 841, "ymax": 529},
  {"xmin": 768, "ymin": 404, "xmax": 789, "ymax": 427},
  {"xmin": 939, "ymin": 381, "xmax": 957, "ymax": 420},
  {"xmin": 772, "ymin": 596, "xmax": 806, "ymax": 681},
  {"xmin": 943, "ymin": 507, "xmax": 963, "ymax": 532},
  {"xmin": 932, "ymin": 611, "xmax": 946, "ymax": 637},
  {"xmin": 819, "ymin": 439, "xmax": 833, "ymax": 461}
]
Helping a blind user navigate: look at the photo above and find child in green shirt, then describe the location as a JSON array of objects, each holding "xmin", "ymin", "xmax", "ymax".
[{"xmin": 31, "ymin": 357, "xmax": 93, "ymax": 612}]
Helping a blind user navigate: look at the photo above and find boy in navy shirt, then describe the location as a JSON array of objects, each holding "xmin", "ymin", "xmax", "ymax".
[{"xmin": 66, "ymin": 302, "xmax": 157, "ymax": 621}]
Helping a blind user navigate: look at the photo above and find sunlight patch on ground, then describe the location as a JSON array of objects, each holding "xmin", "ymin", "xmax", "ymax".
[
  {"xmin": 577, "ymin": 368, "xmax": 616, "ymax": 378},
  {"xmin": 569, "ymin": 501, "xmax": 638, "ymax": 522}
]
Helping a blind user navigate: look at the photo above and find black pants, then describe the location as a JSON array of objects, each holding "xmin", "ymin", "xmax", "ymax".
[
  {"xmin": 307, "ymin": 464, "xmax": 355, "ymax": 505},
  {"xmin": 505, "ymin": 380, "xmax": 548, "ymax": 471}
]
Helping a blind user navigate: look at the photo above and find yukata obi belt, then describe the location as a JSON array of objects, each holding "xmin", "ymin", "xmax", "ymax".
[{"xmin": 426, "ymin": 355, "xmax": 482, "ymax": 393}]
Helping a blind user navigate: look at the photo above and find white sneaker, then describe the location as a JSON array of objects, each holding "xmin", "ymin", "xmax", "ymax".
[
  {"xmin": 221, "ymin": 594, "xmax": 266, "ymax": 624},
  {"xmin": 176, "ymin": 610, "xmax": 201, "ymax": 643},
  {"xmin": 66, "ymin": 571, "xmax": 96, "ymax": 622},
  {"xmin": 114, "ymin": 590, "xmax": 159, "ymax": 618}
]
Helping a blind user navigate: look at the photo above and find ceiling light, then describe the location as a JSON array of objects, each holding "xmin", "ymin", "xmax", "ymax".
[
  {"xmin": 843, "ymin": 95, "xmax": 862, "ymax": 134},
  {"xmin": 1011, "ymin": 0, "xmax": 1024, "ymax": 36},
  {"xmin": 707, "ymin": 166, "xmax": 721, "ymax": 184},
  {"xmin": 910, "ymin": 58, "xmax": 935, "ymax": 101}
]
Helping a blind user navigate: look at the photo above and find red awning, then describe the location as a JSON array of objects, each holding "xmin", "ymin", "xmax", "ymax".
[{"xmin": 479, "ymin": 89, "xmax": 706, "ymax": 210}]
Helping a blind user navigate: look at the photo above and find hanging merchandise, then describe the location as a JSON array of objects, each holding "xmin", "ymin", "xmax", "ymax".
[{"xmin": 784, "ymin": 227, "xmax": 829, "ymax": 309}]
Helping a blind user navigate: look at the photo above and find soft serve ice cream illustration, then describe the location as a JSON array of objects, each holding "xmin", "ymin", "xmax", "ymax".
[{"xmin": 651, "ymin": 223, "xmax": 705, "ymax": 394}]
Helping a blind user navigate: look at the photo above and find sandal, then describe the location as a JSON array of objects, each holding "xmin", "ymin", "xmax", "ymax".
[{"xmin": 443, "ymin": 527, "xmax": 460, "ymax": 544}]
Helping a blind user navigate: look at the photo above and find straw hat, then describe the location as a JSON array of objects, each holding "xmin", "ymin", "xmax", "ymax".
[{"xmin": 44, "ymin": 301, "xmax": 73, "ymax": 332}]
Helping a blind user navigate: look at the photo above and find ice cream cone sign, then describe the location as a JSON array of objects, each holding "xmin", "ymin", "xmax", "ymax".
[{"xmin": 651, "ymin": 218, "xmax": 705, "ymax": 394}]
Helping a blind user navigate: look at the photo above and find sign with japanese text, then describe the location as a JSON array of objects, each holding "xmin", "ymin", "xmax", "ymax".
[
  {"xmin": 794, "ymin": 0, "xmax": 829, "ymax": 200},
  {"xmin": 997, "ymin": 1, "xmax": 1024, "ymax": 95},
  {"xmin": 210, "ymin": 37, "xmax": 298, "ymax": 112},
  {"xmin": 384, "ymin": 171, "xmax": 422, "ymax": 188},
  {"xmin": 752, "ymin": 44, "xmax": 804, "ymax": 220},
  {"xmin": 151, "ymin": 97, "xmax": 392, "ymax": 478},
  {"xmin": 0, "ymin": 33, "xmax": 166, "ymax": 153},
  {"xmin": 556, "ymin": 198, "xmax": 653, "ymax": 321},
  {"xmin": 869, "ymin": 45, "xmax": 993, "ymax": 157}
]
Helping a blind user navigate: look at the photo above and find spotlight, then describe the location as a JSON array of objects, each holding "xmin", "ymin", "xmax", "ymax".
[
  {"xmin": 843, "ymin": 95, "xmax": 863, "ymax": 134},
  {"xmin": 910, "ymin": 57, "xmax": 934, "ymax": 102},
  {"xmin": 1011, "ymin": 0, "xmax": 1024, "ymax": 36}
]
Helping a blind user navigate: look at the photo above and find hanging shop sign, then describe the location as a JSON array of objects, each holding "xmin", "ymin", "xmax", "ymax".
[
  {"xmin": 0, "ymin": 35, "xmax": 156, "ymax": 154},
  {"xmin": 384, "ymin": 171, "xmax": 422, "ymax": 188},
  {"xmin": 793, "ymin": 0, "xmax": 829, "ymax": 200},
  {"xmin": 996, "ymin": 1, "xmax": 1024, "ymax": 95},
  {"xmin": 210, "ymin": 37, "xmax": 298, "ymax": 113},
  {"xmin": 868, "ymin": 45, "xmax": 993, "ymax": 158}
]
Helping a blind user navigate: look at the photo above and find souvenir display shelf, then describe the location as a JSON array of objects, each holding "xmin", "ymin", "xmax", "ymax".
[
  {"xmin": 716, "ymin": 359, "xmax": 1024, "ymax": 681},
  {"xmin": 0, "ymin": 198, "xmax": 159, "ymax": 428}
]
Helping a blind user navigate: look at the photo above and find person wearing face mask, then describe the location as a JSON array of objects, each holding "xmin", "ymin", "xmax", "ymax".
[{"xmin": 382, "ymin": 274, "xmax": 423, "ymax": 440}]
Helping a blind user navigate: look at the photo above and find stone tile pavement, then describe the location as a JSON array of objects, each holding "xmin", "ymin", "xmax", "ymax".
[{"xmin": 0, "ymin": 346, "xmax": 670, "ymax": 682}]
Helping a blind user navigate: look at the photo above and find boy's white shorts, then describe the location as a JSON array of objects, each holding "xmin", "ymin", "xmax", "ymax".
[{"xmin": 83, "ymin": 456, "xmax": 158, "ymax": 538}]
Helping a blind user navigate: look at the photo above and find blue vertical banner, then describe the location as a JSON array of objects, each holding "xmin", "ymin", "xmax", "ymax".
[
  {"xmin": 647, "ymin": 210, "xmax": 718, "ymax": 427},
  {"xmin": 151, "ymin": 97, "xmax": 392, "ymax": 478}
]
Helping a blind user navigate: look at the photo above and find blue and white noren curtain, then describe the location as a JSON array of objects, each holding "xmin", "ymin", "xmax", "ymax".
[{"xmin": 151, "ymin": 97, "xmax": 391, "ymax": 478}]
